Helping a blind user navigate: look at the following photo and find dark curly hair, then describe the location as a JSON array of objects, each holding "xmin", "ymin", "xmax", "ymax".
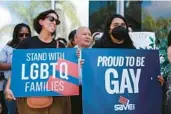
[{"xmin": 33, "ymin": 9, "xmax": 60, "ymax": 38}]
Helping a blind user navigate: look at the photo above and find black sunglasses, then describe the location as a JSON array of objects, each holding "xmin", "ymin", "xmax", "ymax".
[
  {"xmin": 18, "ymin": 33, "xmax": 31, "ymax": 38},
  {"xmin": 46, "ymin": 16, "xmax": 60, "ymax": 25}
]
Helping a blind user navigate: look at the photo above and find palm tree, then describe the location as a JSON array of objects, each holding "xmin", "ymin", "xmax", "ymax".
[
  {"xmin": 57, "ymin": 1, "xmax": 81, "ymax": 28},
  {"xmin": 0, "ymin": 1, "xmax": 51, "ymax": 42},
  {"xmin": 0, "ymin": 0, "xmax": 80, "ymax": 43},
  {"xmin": 54, "ymin": 0, "xmax": 81, "ymax": 38}
]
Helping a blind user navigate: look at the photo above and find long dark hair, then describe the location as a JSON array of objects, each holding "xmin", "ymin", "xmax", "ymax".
[
  {"xmin": 101, "ymin": 14, "xmax": 134, "ymax": 48},
  {"xmin": 8, "ymin": 23, "xmax": 31, "ymax": 48},
  {"xmin": 168, "ymin": 30, "xmax": 171, "ymax": 47}
]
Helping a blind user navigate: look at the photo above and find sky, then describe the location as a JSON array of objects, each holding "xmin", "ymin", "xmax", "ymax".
[{"xmin": 142, "ymin": 1, "xmax": 171, "ymax": 19}]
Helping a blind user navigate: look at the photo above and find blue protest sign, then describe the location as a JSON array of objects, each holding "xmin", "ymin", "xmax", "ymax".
[
  {"xmin": 82, "ymin": 49, "xmax": 163, "ymax": 114},
  {"xmin": 11, "ymin": 48, "xmax": 79, "ymax": 97}
]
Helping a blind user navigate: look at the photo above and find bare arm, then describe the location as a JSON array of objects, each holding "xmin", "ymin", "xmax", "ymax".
[
  {"xmin": 168, "ymin": 46, "xmax": 171, "ymax": 62},
  {"xmin": 5, "ymin": 76, "xmax": 11, "ymax": 91},
  {"xmin": 4, "ymin": 76, "xmax": 15, "ymax": 100},
  {"xmin": 0, "ymin": 63, "xmax": 11, "ymax": 70}
]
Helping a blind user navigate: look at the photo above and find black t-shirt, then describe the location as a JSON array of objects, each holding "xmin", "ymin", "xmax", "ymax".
[{"xmin": 17, "ymin": 36, "xmax": 65, "ymax": 49}]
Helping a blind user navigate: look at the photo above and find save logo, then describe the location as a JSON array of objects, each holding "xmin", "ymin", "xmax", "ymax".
[{"xmin": 114, "ymin": 96, "xmax": 135, "ymax": 111}]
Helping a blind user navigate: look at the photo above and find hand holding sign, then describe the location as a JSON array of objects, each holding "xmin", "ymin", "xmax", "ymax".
[
  {"xmin": 158, "ymin": 75, "xmax": 165, "ymax": 86},
  {"xmin": 5, "ymin": 89, "xmax": 16, "ymax": 101},
  {"xmin": 76, "ymin": 48, "xmax": 84, "ymax": 67}
]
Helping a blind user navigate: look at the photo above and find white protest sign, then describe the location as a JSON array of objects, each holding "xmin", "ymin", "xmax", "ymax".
[{"xmin": 129, "ymin": 32, "xmax": 156, "ymax": 49}]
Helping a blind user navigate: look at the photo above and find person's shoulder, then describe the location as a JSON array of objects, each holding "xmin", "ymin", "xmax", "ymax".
[
  {"xmin": 54, "ymin": 39, "xmax": 66, "ymax": 48},
  {"xmin": 4, "ymin": 45, "xmax": 13, "ymax": 51},
  {"xmin": 6, "ymin": 40, "xmax": 12, "ymax": 45},
  {"xmin": 2, "ymin": 44, "xmax": 14, "ymax": 50},
  {"xmin": 130, "ymin": 45, "xmax": 136, "ymax": 49},
  {"xmin": 58, "ymin": 41, "xmax": 66, "ymax": 48},
  {"xmin": 0, "ymin": 45, "xmax": 13, "ymax": 58},
  {"xmin": 92, "ymin": 39, "xmax": 102, "ymax": 48}
]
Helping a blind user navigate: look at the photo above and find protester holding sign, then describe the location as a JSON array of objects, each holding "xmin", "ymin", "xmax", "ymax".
[
  {"xmin": 90, "ymin": 14, "xmax": 164, "ymax": 114},
  {"xmin": 75, "ymin": 27, "xmax": 92, "ymax": 49},
  {"xmin": 0, "ymin": 23, "xmax": 31, "ymax": 114},
  {"xmin": 92, "ymin": 14, "xmax": 164, "ymax": 84},
  {"xmin": 71, "ymin": 27, "xmax": 92, "ymax": 114},
  {"xmin": 4, "ymin": 9, "xmax": 71, "ymax": 114},
  {"xmin": 166, "ymin": 30, "xmax": 171, "ymax": 114},
  {"xmin": 93, "ymin": 14, "xmax": 135, "ymax": 49}
]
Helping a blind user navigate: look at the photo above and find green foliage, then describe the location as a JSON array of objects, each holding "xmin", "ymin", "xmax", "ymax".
[
  {"xmin": 138, "ymin": 36, "xmax": 155, "ymax": 50},
  {"xmin": 157, "ymin": 38, "xmax": 170, "ymax": 77},
  {"xmin": 148, "ymin": 36, "xmax": 155, "ymax": 49},
  {"xmin": 59, "ymin": 1, "xmax": 81, "ymax": 28},
  {"xmin": 142, "ymin": 9, "xmax": 171, "ymax": 39},
  {"xmin": 0, "ymin": 0, "xmax": 80, "ymax": 39},
  {"xmin": 0, "ymin": 1, "xmax": 51, "ymax": 36},
  {"xmin": 142, "ymin": 15, "xmax": 156, "ymax": 31},
  {"xmin": 138, "ymin": 36, "xmax": 170, "ymax": 77},
  {"xmin": 142, "ymin": 9, "xmax": 171, "ymax": 78}
]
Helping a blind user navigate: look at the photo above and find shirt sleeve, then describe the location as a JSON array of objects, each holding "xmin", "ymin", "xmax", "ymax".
[{"xmin": 0, "ymin": 46, "xmax": 8, "ymax": 63}]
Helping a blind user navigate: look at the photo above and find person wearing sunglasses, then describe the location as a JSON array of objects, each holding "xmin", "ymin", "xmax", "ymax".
[
  {"xmin": 0, "ymin": 23, "xmax": 31, "ymax": 114},
  {"xmin": 18, "ymin": 33, "xmax": 31, "ymax": 39},
  {"xmin": 4, "ymin": 9, "xmax": 70, "ymax": 114}
]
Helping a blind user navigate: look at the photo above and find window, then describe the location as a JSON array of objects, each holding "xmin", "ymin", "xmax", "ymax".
[{"xmin": 89, "ymin": 1, "xmax": 116, "ymax": 33}]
